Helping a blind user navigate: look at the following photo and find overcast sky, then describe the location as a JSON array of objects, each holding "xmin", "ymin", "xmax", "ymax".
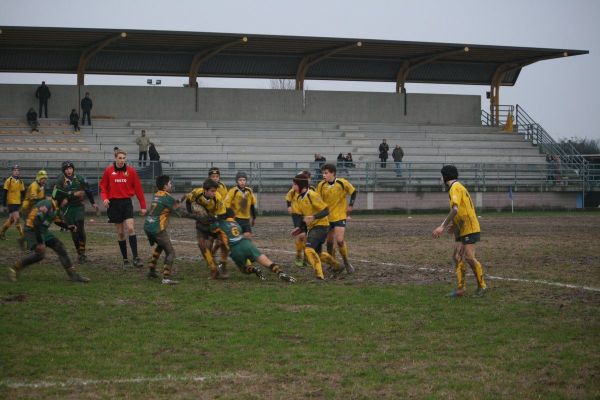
[{"xmin": 1, "ymin": 0, "xmax": 598, "ymax": 141}]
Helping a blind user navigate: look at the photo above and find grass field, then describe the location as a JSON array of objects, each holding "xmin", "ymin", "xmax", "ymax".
[{"xmin": 1, "ymin": 212, "xmax": 599, "ymax": 399}]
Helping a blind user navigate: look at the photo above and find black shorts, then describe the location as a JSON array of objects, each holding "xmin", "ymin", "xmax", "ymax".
[
  {"xmin": 7, "ymin": 204, "xmax": 21, "ymax": 213},
  {"xmin": 306, "ymin": 226, "xmax": 328, "ymax": 253},
  {"xmin": 235, "ymin": 218, "xmax": 252, "ymax": 234},
  {"xmin": 329, "ymin": 220, "xmax": 347, "ymax": 229},
  {"xmin": 455, "ymin": 232, "xmax": 480, "ymax": 245},
  {"xmin": 107, "ymin": 198, "xmax": 134, "ymax": 224}
]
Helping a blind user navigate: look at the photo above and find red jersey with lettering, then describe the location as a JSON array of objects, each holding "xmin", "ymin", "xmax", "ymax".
[{"xmin": 100, "ymin": 163, "xmax": 146, "ymax": 208}]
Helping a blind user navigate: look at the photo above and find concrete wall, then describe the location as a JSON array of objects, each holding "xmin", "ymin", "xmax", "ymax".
[{"xmin": 0, "ymin": 84, "xmax": 481, "ymax": 125}]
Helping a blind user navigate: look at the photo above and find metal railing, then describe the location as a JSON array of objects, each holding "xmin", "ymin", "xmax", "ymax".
[
  {"xmin": 2, "ymin": 159, "xmax": 596, "ymax": 193},
  {"xmin": 481, "ymin": 105, "xmax": 514, "ymax": 127}
]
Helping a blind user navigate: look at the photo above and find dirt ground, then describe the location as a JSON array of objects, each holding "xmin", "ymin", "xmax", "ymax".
[{"xmin": 5, "ymin": 212, "xmax": 600, "ymax": 304}]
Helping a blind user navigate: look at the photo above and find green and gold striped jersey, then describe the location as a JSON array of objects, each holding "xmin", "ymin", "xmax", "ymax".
[{"xmin": 144, "ymin": 190, "xmax": 176, "ymax": 236}]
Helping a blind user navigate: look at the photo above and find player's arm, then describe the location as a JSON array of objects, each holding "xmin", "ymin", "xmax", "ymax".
[
  {"xmin": 348, "ymin": 190, "xmax": 357, "ymax": 211},
  {"xmin": 432, "ymin": 205, "xmax": 458, "ymax": 238}
]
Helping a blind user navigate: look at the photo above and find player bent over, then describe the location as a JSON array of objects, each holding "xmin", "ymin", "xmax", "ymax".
[
  {"xmin": 285, "ymin": 170, "xmax": 313, "ymax": 268},
  {"xmin": 18, "ymin": 169, "xmax": 49, "ymax": 250},
  {"xmin": 8, "ymin": 198, "xmax": 89, "ymax": 283},
  {"xmin": 432, "ymin": 165, "xmax": 487, "ymax": 297},
  {"xmin": 185, "ymin": 178, "xmax": 228, "ymax": 279},
  {"xmin": 291, "ymin": 173, "xmax": 339, "ymax": 280},
  {"xmin": 144, "ymin": 175, "xmax": 197, "ymax": 285},
  {"xmin": 212, "ymin": 209, "xmax": 295, "ymax": 282},
  {"xmin": 317, "ymin": 163, "xmax": 357, "ymax": 274}
]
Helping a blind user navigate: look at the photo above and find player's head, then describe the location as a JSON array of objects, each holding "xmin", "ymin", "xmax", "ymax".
[
  {"xmin": 208, "ymin": 167, "xmax": 221, "ymax": 182},
  {"xmin": 299, "ymin": 170, "xmax": 312, "ymax": 181},
  {"xmin": 156, "ymin": 175, "xmax": 172, "ymax": 192},
  {"xmin": 36, "ymin": 170, "xmax": 48, "ymax": 184},
  {"xmin": 11, "ymin": 165, "xmax": 20, "ymax": 177},
  {"xmin": 235, "ymin": 171, "xmax": 248, "ymax": 188},
  {"xmin": 441, "ymin": 165, "xmax": 459, "ymax": 183},
  {"xmin": 321, "ymin": 163, "xmax": 336, "ymax": 174},
  {"xmin": 62, "ymin": 161, "xmax": 75, "ymax": 177},
  {"xmin": 293, "ymin": 173, "xmax": 310, "ymax": 193},
  {"xmin": 114, "ymin": 150, "xmax": 127, "ymax": 167},
  {"xmin": 202, "ymin": 178, "xmax": 219, "ymax": 198}
]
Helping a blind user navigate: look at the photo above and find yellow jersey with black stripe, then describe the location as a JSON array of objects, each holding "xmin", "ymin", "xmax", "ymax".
[
  {"xmin": 185, "ymin": 188, "xmax": 226, "ymax": 217},
  {"xmin": 21, "ymin": 180, "xmax": 46, "ymax": 214},
  {"xmin": 291, "ymin": 189, "xmax": 329, "ymax": 230},
  {"xmin": 316, "ymin": 178, "xmax": 356, "ymax": 222},
  {"xmin": 3, "ymin": 176, "xmax": 25, "ymax": 205},
  {"xmin": 224, "ymin": 186, "xmax": 256, "ymax": 219},
  {"xmin": 448, "ymin": 181, "xmax": 480, "ymax": 237},
  {"xmin": 286, "ymin": 185, "xmax": 316, "ymax": 213},
  {"xmin": 216, "ymin": 181, "xmax": 228, "ymax": 199}
]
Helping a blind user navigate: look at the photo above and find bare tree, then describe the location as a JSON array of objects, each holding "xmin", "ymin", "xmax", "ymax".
[{"xmin": 269, "ymin": 79, "xmax": 296, "ymax": 90}]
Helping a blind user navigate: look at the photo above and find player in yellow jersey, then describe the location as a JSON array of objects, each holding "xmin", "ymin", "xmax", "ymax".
[
  {"xmin": 224, "ymin": 171, "xmax": 257, "ymax": 238},
  {"xmin": 1, "ymin": 165, "xmax": 25, "ymax": 241},
  {"xmin": 432, "ymin": 165, "xmax": 487, "ymax": 297},
  {"xmin": 185, "ymin": 178, "xmax": 229, "ymax": 279},
  {"xmin": 17, "ymin": 170, "xmax": 49, "ymax": 249},
  {"xmin": 290, "ymin": 173, "xmax": 340, "ymax": 280},
  {"xmin": 208, "ymin": 167, "xmax": 228, "ymax": 199},
  {"xmin": 317, "ymin": 164, "xmax": 357, "ymax": 275},
  {"xmin": 285, "ymin": 171, "xmax": 313, "ymax": 268}
]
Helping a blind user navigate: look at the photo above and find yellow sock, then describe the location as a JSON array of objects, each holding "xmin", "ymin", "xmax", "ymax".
[
  {"xmin": 320, "ymin": 251, "xmax": 340, "ymax": 270},
  {"xmin": 15, "ymin": 223, "xmax": 24, "ymax": 237},
  {"xmin": 1, "ymin": 219, "xmax": 12, "ymax": 233},
  {"xmin": 294, "ymin": 240, "xmax": 304, "ymax": 258},
  {"xmin": 304, "ymin": 248, "xmax": 324, "ymax": 279},
  {"xmin": 202, "ymin": 248, "xmax": 216, "ymax": 271},
  {"xmin": 456, "ymin": 261, "xmax": 466, "ymax": 290},
  {"xmin": 471, "ymin": 261, "xmax": 486, "ymax": 289},
  {"xmin": 338, "ymin": 242, "xmax": 349, "ymax": 263}
]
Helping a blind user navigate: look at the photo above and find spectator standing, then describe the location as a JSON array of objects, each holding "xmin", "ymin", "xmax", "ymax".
[
  {"xmin": 35, "ymin": 81, "xmax": 51, "ymax": 118},
  {"xmin": 392, "ymin": 144, "xmax": 405, "ymax": 177},
  {"xmin": 345, "ymin": 153, "xmax": 355, "ymax": 168},
  {"xmin": 136, "ymin": 130, "xmax": 151, "ymax": 168},
  {"xmin": 81, "ymin": 92, "xmax": 93, "ymax": 125},
  {"xmin": 26, "ymin": 108, "xmax": 39, "ymax": 132},
  {"xmin": 69, "ymin": 109, "xmax": 80, "ymax": 132},
  {"xmin": 100, "ymin": 150, "xmax": 147, "ymax": 268},
  {"xmin": 148, "ymin": 142, "xmax": 162, "ymax": 176},
  {"xmin": 378, "ymin": 139, "xmax": 389, "ymax": 168}
]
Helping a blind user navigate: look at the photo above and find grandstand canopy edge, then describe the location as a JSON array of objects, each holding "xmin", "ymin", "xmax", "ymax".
[{"xmin": 0, "ymin": 26, "xmax": 588, "ymax": 106}]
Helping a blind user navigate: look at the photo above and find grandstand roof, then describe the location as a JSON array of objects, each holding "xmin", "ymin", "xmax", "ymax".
[{"xmin": 0, "ymin": 26, "xmax": 588, "ymax": 87}]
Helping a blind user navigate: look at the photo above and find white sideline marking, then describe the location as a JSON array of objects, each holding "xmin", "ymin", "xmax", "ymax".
[
  {"xmin": 91, "ymin": 233, "xmax": 600, "ymax": 293},
  {"xmin": 0, "ymin": 373, "xmax": 253, "ymax": 389}
]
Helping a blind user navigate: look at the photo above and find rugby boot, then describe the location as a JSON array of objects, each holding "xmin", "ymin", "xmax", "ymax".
[
  {"xmin": 447, "ymin": 288, "xmax": 465, "ymax": 298},
  {"xmin": 132, "ymin": 257, "xmax": 143, "ymax": 268},
  {"xmin": 78, "ymin": 253, "xmax": 88, "ymax": 264},
  {"xmin": 161, "ymin": 278, "xmax": 179, "ymax": 285},
  {"xmin": 147, "ymin": 268, "xmax": 159, "ymax": 279},
  {"xmin": 217, "ymin": 262, "xmax": 230, "ymax": 279},
  {"xmin": 278, "ymin": 272, "xmax": 296, "ymax": 283},
  {"xmin": 344, "ymin": 261, "xmax": 355, "ymax": 274},
  {"xmin": 254, "ymin": 267, "xmax": 266, "ymax": 281},
  {"xmin": 210, "ymin": 268, "xmax": 220, "ymax": 280},
  {"xmin": 474, "ymin": 287, "xmax": 488, "ymax": 297},
  {"xmin": 67, "ymin": 269, "xmax": 90, "ymax": 283},
  {"xmin": 122, "ymin": 259, "xmax": 131, "ymax": 268},
  {"xmin": 7, "ymin": 266, "xmax": 18, "ymax": 282},
  {"xmin": 294, "ymin": 257, "xmax": 304, "ymax": 268}
]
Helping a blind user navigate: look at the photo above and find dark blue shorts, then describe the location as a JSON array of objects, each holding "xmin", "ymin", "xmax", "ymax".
[{"xmin": 455, "ymin": 232, "xmax": 480, "ymax": 245}]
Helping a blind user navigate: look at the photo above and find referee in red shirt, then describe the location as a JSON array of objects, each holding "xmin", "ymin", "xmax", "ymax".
[{"xmin": 100, "ymin": 149, "xmax": 147, "ymax": 267}]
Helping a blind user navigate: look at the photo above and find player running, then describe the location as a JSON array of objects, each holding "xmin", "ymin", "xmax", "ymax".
[
  {"xmin": 18, "ymin": 169, "xmax": 49, "ymax": 249},
  {"xmin": 285, "ymin": 170, "xmax": 313, "ymax": 268},
  {"xmin": 224, "ymin": 171, "xmax": 257, "ymax": 238},
  {"xmin": 0, "ymin": 165, "xmax": 25, "ymax": 241},
  {"xmin": 317, "ymin": 163, "xmax": 357, "ymax": 274}
]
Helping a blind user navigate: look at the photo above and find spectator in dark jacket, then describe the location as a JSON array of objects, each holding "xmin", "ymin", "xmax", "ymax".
[
  {"xmin": 26, "ymin": 108, "xmax": 39, "ymax": 132},
  {"xmin": 148, "ymin": 142, "xmax": 162, "ymax": 176},
  {"xmin": 81, "ymin": 92, "xmax": 93, "ymax": 126},
  {"xmin": 392, "ymin": 145, "xmax": 404, "ymax": 177},
  {"xmin": 378, "ymin": 139, "xmax": 389, "ymax": 168},
  {"xmin": 69, "ymin": 109, "xmax": 80, "ymax": 132},
  {"xmin": 35, "ymin": 81, "xmax": 51, "ymax": 118}
]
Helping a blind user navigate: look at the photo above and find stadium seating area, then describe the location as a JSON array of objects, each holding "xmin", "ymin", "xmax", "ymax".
[{"xmin": 0, "ymin": 117, "xmax": 552, "ymax": 189}]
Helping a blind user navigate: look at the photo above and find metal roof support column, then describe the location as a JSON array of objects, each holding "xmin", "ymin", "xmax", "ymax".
[
  {"xmin": 188, "ymin": 37, "xmax": 248, "ymax": 88},
  {"xmin": 77, "ymin": 32, "xmax": 127, "ymax": 86},
  {"xmin": 295, "ymin": 41, "xmax": 362, "ymax": 90},
  {"xmin": 395, "ymin": 47, "xmax": 470, "ymax": 93}
]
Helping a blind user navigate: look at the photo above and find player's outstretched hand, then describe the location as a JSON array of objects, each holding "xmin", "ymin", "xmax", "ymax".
[{"xmin": 432, "ymin": 226, "xmax": 444, "ymax": 238}]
